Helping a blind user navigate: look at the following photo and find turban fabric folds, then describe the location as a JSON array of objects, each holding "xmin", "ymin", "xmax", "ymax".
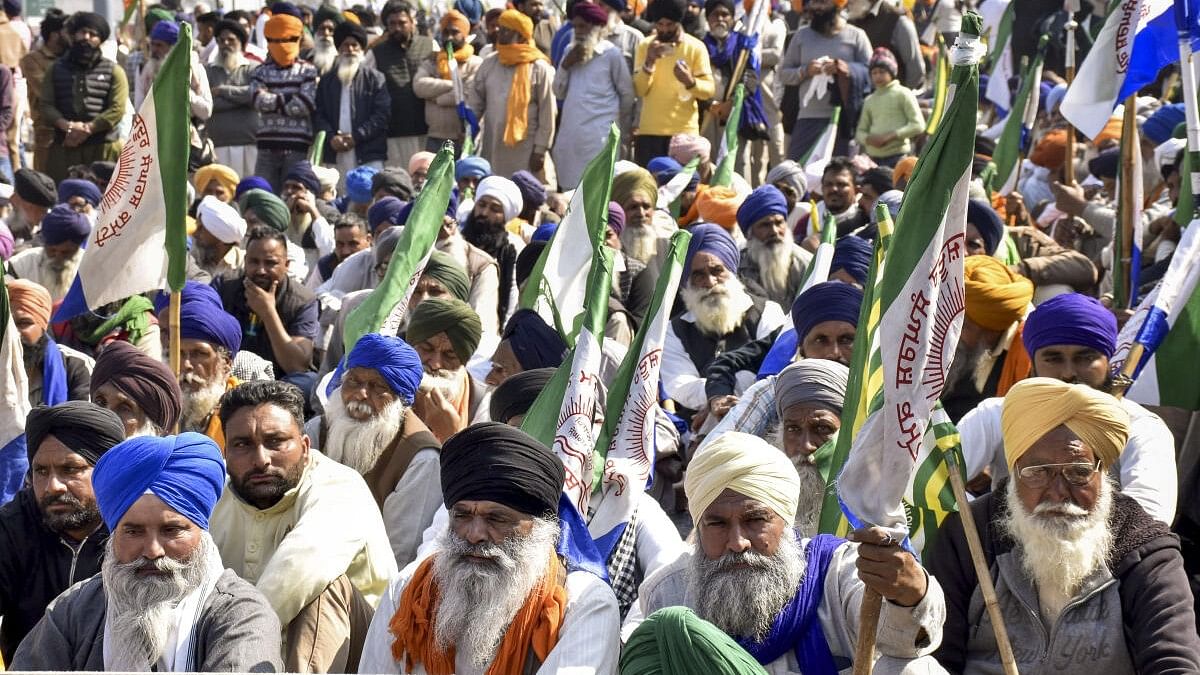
[
  {"xmin": 265, "ymin": 13, "xmax": 303, "ymax": 66},
  {"xmin": 238, "ymin": 189, "xmax": 289, "ymax": 232},
  {"xmin": 735, "ymin": 185, "xmax": 787, "ymax": 232},
  {"xmin": 14, "ymin": 169, "xmax": 56, "ymax": 207},
  {"xmin": 6, "ymin": 278, "xmax": 51, "ymax": 331},
  {"xmin": 69, "ymin": 12, "xmax": 111, "ymax": 41},
  {"xmin": 775, "ymin": 359, "xmax": 850, "ymax": 417},
  {"xmin": 440, "ymin": 9, "xmax": 471, "ymax": 36},
  {"xmin": 157, "ymin": 281, "xmax": 243, "ymax": 354},
  {"xmin": 830, "ymin": 236, "xmax": 872, "ymax": 286},
  {"xmin": 966, "ymin": 199, "xmax": 1004, "ymax": 256},
  {"xmin": 406, "ymin": 296, "xmax": 483, "ymax": 363},
  {"xmin": 440, "ymin": 421, "xmax": 565, "ymax": 517},
  {"xmin": 1022, "ymin": 292, "xmax": 1118, "ymax": 359},
  {"xmin": 572, "ymin": 1, "xmax": 608, "ymax": 24},
  {"xmin": 685, "ymin": 431, "xmax": 799, "ymax": 527},
  {"xmin": 489, "ymin": 368, "xmax": 556, "ymax": 423},
  {"xmin": 647, "ymin": 157, "xmax": 683, "ymax": 186},
  {"xmin": 197, "ymin": 195, "xmax": 247, "ymax": 244},
  {"xmin": 58, "ymin": 179, "xmax": 102, "ymax": 208},
  {"xmin": 790, "ymin": 281, "xmax": 862, "ymax": 344},
  {"xmin": 684, "ymin": 224, "xmax": 739, "ymax": 283},
  {"xmin": 368, "ymin": 196, "xmax": 406, "ymax": 232},
  {"xmin": 345, "ymin": 333, "xmax": 424, "ymax": 404},
  {"xmin": 25, "ymin": 401, "xmax": 125, "ymax": 464},
  {"xmin": 422, "ymin": 250, "xmax": 471, "ymax": 302},
  {"xmin": 92, "ymin": 433, "xmax": 226, "ymax": 530},
  {"xmin": 697, "ymin": 187, "xmax": 743, "ymax": 232},
  {"xmin": 284, "ymin": 160, "xmax": 321, "ymax": 194},
  {"xmin": 503, "ymin": 309, "xmax": 567, "ymax": 370},
  {"xmin": 607, "ymin": 202, "xmax": 626, "ymax": 235},
  {"xmin": 669, "ymin": 133, "xmax": 711, "ymax": 164},
  {"xmin": 1029, "ymin": 129, "xmax": 1067, "ymax": 171},
  {"xmin": 964, "ymin": 256, "xmax": 1033, "ymax": 332},
  {"xmin": 497, "ymin": 7, "xmax": 533, "ymax": 38},
  {"xmin": 41, "ymin": 204, "xmax": 90, "ymax": 245},
  {"xmin": 765, "ymin": 160, "xmax": 807, "ymax": 198},
  {"xmin": 1001, "ymin": 377, "xmax": 1130, "ymax": 470},
  {"xmin": 91, "ymin": 341, "xmax": 183, "ymax": 432},
  {"xmin": 346, "ymin": 165, "xmax": 380, "ymax": 204},
  {"xmin": 891, "ymin": 156, "xmax": 917, "ymax": 185},
  {"xmin": 149, "ymin": 19, "xmax": 180, "ymax": 44},
  {"xmin": 1143, "ymin": 103, "xmax": 1186, "ymax": 145},
  {"xmin": 511, "ymin": 171, "xmax": 546, "ymax": 212},
  {"xmin": 475, "ymin": 176, "xmax": 523, "ymax": 221},
  {"xmin": 612, "ymin": 167, "xmax": 658, "ymax": 208},
  {"xmin": 621, "ymin": 607, "xmax": 768, "ymax": 675},
  {"xmin": 455, "ymin": 156, "xmax": 492, "ymax": 181},
  {"xmin": 194, "ymin": 164, "xmax": 240, "ymax": 198},
  {"xmin": 334, "ymin": 20, "xmax": 368, "ymax": 49},
  {"xmin": 235, "ymin": 176, "xmax": 272, "ymax": 198}
]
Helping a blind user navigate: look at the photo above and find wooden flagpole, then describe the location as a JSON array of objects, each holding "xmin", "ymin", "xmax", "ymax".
[
  {"xmin": 1063, "ymin": 0, "xmax": 1079, "ymax": 185},
  {"xmin": 1117, "ymin": 94, "xmax": 1138, "ymax": 309}
]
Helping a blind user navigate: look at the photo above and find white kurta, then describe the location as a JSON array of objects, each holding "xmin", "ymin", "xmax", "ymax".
[
  {"xmin": 550, "ymin": 41, "xmax": 634, "ymax": 190},
  {"xmin": 467, "ymin": 53, "xmax": 557, "ymax": 178}
]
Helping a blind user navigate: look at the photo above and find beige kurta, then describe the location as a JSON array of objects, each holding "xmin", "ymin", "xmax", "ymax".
[{"xmin": 467, "ymin": 52, "xmax": 556, "ymax": 178}]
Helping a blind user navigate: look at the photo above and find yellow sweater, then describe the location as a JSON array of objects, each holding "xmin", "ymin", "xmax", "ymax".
[{"xmin": 633, "ymin": 33, "xmax": 716, "ymax": 136}]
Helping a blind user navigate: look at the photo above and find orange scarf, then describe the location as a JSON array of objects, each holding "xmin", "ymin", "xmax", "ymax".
[
  {"xmin": 437, "ymin": 44, "xmax": 476, "ymax": 79},
  {"xmin": 388, "ymin": 549, "xmax": 568, "ymax": 675},
  {"xmin": 203, "ymin": 376, "xmax": 241, "ymax": 452},
  {"xmin": 496, "ymin": 43, "xmax": 548, "ymax": 147},
  {"xmin": 996, "ymin": 321, "xmax": 1032, "ymax": 396}
]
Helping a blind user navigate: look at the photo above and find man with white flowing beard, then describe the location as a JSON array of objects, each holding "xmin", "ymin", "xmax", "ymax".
[
  {"xmin": 132, "ymin": 20, "xmax": 212, "ymax": 130},
  {"xmin": 405, "ymin": 296, "xmax": 486, "ymax": 441},
  {"xmin": 7, "ymin": 204, "xmax": 89, "ymax": 301},
  {"xmin": 611, "ymin": 166, "xmax": 678, "ymax": 274},
  {"xmin": 11, "ymin": 433, "xmax": 283, "ymax": 672},
  {"xmin": 314, "ymin": 22, "xmax": 391, "ymax": 182},
  {"xmin": 359, "ymin": 422, "xmax": 621, "ymax": 674},
  {"xmin": 661, "ymin": 223, "xmax": 786, "ymax": 414},
  {"xmin": 627, "ymin": 432, "xmax": 945, "ymax": 673},
  {"xmin": 207, "ymin": 20, "xmax": 260, "ymax": 179},
  {"xmin": 929, "ymin": 378, "xmax": 1200, "ymax": 674},
  {"xmin": 736, "ymin": 185, "xmax": 813, "ymax": 307},
  {"xmin": 308, "ymin": 4, "xmax": 342, "ymax": 75}
]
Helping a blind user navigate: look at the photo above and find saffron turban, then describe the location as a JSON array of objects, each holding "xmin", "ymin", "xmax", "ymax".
[
  {"xmin": 964, "ymin": 256, "xmax": 1034, "ymax": 332},
  {"xmin": 173, "ymin": 281, "xmax": 243, "ymax": 354},
  {"xmin": 440, "ymin": 8, "xmax": 471, "ymax": 35},
  {"xmin": 669, "ymin": 133, "xmax": 711, "ymax": 164},
  {"xmin": 368, "ymin": 196, "xmax": 406, "ymax": 232},
  {"xmin": 621, "ymin": 607, "xmax": 768, "ymax": 675},
  {"xmin": 775, "ymin": 359, "xmax": 849, "ymax": 417},
  {"xmin": 57, "ymin": 178, "xmax": 101, "ymax": 208},
  {"xmin": 607, "ymin": 202, "xmax": 626, "ymax": 236},
  {"xmin": 1093, "ymin": 116, "xmax": 1122, "ymax": 147},
  {"xmin": 422, "ymin": 250, "xmax": 471, "ymax": 302},
  {"xmin": 966, "ymin": 198, "xmax": 1004, "ymax": 256},
  {"xmin": 91, "ymin": 341, "xmax": 183, "ymax": 432},
  {"xmin": 40, "ymin": 204, "xmax": 90, "ymax": 245},
  {"xmin": 503, "ymin": 309, "xmax": 567, "ymax": 370},
  {"xmin": 497, "ymin": 8, "xmax": 533, "ymax": 39},
  {"xmin": 6, "ymin": 278, "xmax": 51, "ymax": 331},
  {"xmin": 1001, "ymin": 377, "xmax": 1130, "ymax": 470},
  {"xmin": 1029, "ymin": 129, "xmax": 1067, "ymax": 171},
  {"xmin": 455, "ymin": 156, "xmax": 492, "ymax": 181},
  {"xmin": 735, "ymin": 185, "xmax": 787, "ymax": 232},
  {"xmin": 891, "ymin": 156, "xmax": 917, "ymax": 185},
  {"xmin": 440, "ymin": 421, "xmax": 565, "ymax": 517},
  {"xmin": 647, "ymin": 156, "xmax": 683, "ymax": 186},
  {"xmin": 489, "ymin": 367, "xmax": 556, "ymax": 424},
  {"xmin": 475, "ymin": 176, "xmax": 523, "ymax": 221},
  {"xmin": 571, "ymin": 1, "xmax": 608, "ymax": 25},
  {"xmin": 683, "ymin": 223, "xmax": 739, "ymax": 282},
  {"xmin": 697, "ymin": 186, "xmax": 744, "ymax": 232},
  {"xmin": 284, "ymin": 160, "xmax": 321, "ymax": 194},
  {"xmin": 790, "ymin": 281, "xmax": 862, "ymax": 344},
  {"xmin": 92, "ymin": 433, "xmax": 226, "ymax": 531},
  {"xmin": 194, "ymin": 163, "xmax": 240, "ymax": 198},
  {"xmin": 1022, "ymin": 292, "xmax": 1118, "ymax": 359},
  {"xmin": 238, "ymin": 189, "xmax": 289, "ymax": 232},
  {"xmin": 765, "ymin": 160, "xmax": 807, "ymax": 198},
  {"xmin": 830, "ymin": 235, "xmax": 872, "ymax": 285},
  {"xmin": 197, "ymin": 195, "xmax": 247, "ymax": 244},
  {"xmin": 25, "ymin": 401, "xmax": 125, "ymax": 464},
  {"xmin": 612, "ymin": 167, "xmax": 658, "ymax": 208},
  {"xmin": 406, "ymin": 296, "xmax": 483, "ymax": 363},
  {"xmin": 235, "ymin": 176, "xmax": 272, "ymax": 199},
  {"xmin": 685, "ymin": 431, "xmax": 799, "ymax": 527},
  {"xmin": 345, "ymin": 165, "xmax": 380, "ymax": 204},
  {"xmin": 345, "ymin": 333, "xmax": 424, "ymax": 404}
]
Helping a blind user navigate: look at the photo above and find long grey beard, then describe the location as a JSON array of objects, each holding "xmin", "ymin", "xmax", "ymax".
[
  {"xmin": 420, "ymin": 368, "xmax": 463, "ymax": 400},
  {"xmin": 324, "ymin": 393, "xmax": 406, "ymax": 474},
  {"xmin": 218, "ymin": 47, "xmax": 244, "ymax": 73},
  {"xmin": 572, "ymin": 28, "xmax": 604, "ymax": 63},
  {"xmin": 335, "ymin": 53, "xmax": 362, "ymax": 86},
  {"xmin": 39, "ymin": 252, "xmax": 79, "ymax": 300},
  {"xmin": 689, "ymin": 532, "xmax": 805, "ymax": 642},
  {"xmin": 101, "ymin": 533, "xmax": 221, "ymax": 672},
  {"xmin": 745, "ymin": 233, "xmax": 794, "ymax": 302},
  {"xmin": 764, "ymin": 424, "xmax": 827, "ymax": 539},
  {"xmin": 179, "ymin": 372, "xmax": 227, "ymax": 433},
  {"xmin": 431, "ymin": 518, "xmax": 559, "ymax": 666},
  {"xmin": 945, "ymin": 339, "xmax": 989, "ymax": 394},
  {"xmin": 312, "ymin": 37, "xmax": 337, "ymax": 74},
  {"xmin": 680, "ymin": 277, "xmax": 753, "ymax": 338},
  {"xmin": 620, "ymin": 223, "xmax": 658, "ymax": 264}
]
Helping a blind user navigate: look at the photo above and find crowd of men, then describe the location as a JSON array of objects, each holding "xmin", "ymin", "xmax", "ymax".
[{"xmin": 0, "ymin": 0, "xmax": 1199, "ymax": 671}]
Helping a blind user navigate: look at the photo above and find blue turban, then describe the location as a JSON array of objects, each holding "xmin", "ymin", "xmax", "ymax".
[
  {"xmin": 1023, "ymin": 292, "xmax": 1118, "ymax": 359},
  {"xmin": 367, "ymin": 196, "xmax": 406, "ymax": 232},
  {"xmin": 531, "ymin": 221, "xmax": 557, "ymax": 242},
  {"xmin": 270, "ymin": 1, "xmax": 303, "ymax": 18},
  {"xmin": 684, "ymin": 223, "xmax": 739, "ymax": 284},
  {"xmin": 58, "ymin": 178, "xmax": 102, "ymax": 207},
  {"xmin": 647, "ymin": 156, "xmax": 682, "ymax": 186},
  {"xmin": 346, "ymin": 165, "xmax": 380, "ymax": 204},
  {"xmin": 92, "ymin": 433, "xmax": 226, "ymax": 531},
  {"xmin": 149, "ymin": 19, "xmax": 180, "ymax": 44},
  {"xmin": 455, "ymin": 156, "xmax": 492, "ymax": 181},
  {"xmin": 1144, "ymin": 103, "xmax": 1186, "ymax": 146},
  {"xmin": 791, "ymin": 281, "xmax": 863, "ymax": 343},
  {"xmin": 735, "ymin": 185, "xmax": 788, "ymax": 232},
  {"xmin": 235, "ymin": 176, "xmax": 272, "ymax": 199},
  {"xmin": 344, "ymin": 333, "xmax": 423, "ymax": 404},
  {"xmin": 871, "ymin": 190, "xmax": 903, "ymax": 224},
  {"xmin": 502, "ymin": 309, "xmax": 567, "ymax": 370},
  {"xmin": 967, "ymin": 198, "xmax": 1004, "ymax": 255},
  {"xmin": 40, "ymin": 204, "xmax": 90, "ymax": 245},
  {"xmin": 455, "ymin": 0, "xmax": 483, "ymax": 22},
  {"xmin": 284, "ymin": 160, "xmax": 321, "ymax": 194},
  {"xmin": 830, "ymin": 235, "xmax": 872, "ymax": 285},
  {"xmin": 154, "ymin": 281, "xmax": 242, "ymax": 354}
]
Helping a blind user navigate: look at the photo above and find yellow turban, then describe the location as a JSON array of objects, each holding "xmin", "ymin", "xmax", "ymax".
[
  {"xmin": 685, "ymin": 432, "xmax": 799, "ymax": 528},
  {"xmin": 696, "ymin": 186, "xmax": 744, "ymax": 233},
  {"xmin": 1001, "ymin": 377, "xmax": 1130, "ymax": 470},
  {"xmin": 1093, "ymin": 116, "xmax": 1122, "ymax": 148},
  {"xmin": 612, "ymin": 168, "xmax": 659, "ymax": 210},
  {"xmin": 193, "ymin": 164, "xmax": 239, "ymax": 200},
  {"xmin": 964, "ymin": 255, "xmax": 1034, "ymax": 332},
  {"xmin": 497, "ymin": 8, "xmax": 533, "ymax": 40}
]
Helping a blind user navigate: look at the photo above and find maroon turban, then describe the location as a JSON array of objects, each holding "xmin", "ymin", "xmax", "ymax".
[{"xmin": 90, "ymin": 341, "xmax": 183, "ymax": 432}]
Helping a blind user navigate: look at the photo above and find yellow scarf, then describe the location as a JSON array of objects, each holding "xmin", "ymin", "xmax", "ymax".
[
  {"xmin": 496, "ymin": 43, "xmax": 548, "ymax": 147},
  {"xmin": 436, "ymin": 43, "xmax": 476, "ymax": 79}
]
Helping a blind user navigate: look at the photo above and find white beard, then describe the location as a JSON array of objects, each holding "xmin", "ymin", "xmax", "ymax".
[
  {"xmin": 179, "ymin": 372, "xmax": 228, "ymax": 433},
  {"xmin": 218, "ymin": 46, "xmax": 245, "ymax": 73},
  {"xmin": 129, "ymin": 419, "xmax": 162, "ymax": 438},
  {"xmin": 420, "ymin": 367, "xmax": 463, "ymax": 400},
  {"xmin": 620, "ymin": 223, "xmax": 659, "ymax": 265},
  {"xmin": 680, "ymin": 276, "xmax": 754, "ymax": 337},
  {"xmin": 313, "ymin": 37, "xmax": 337, "ymax": 74},
  {"xmin": 689, "ymin": 532, "xmax": 805, "ymax": 642},
  {"xmin": 323, "ymin": 392, "xmax": 406, "ymax": 474},
  {"xmin": 335, "ymin": 52, "xmax": 362, "ymax": 86},
  {"xmin": 709, "ymin": 25, "xmax": 730, "ymax": 39},
  {"xmin": 765, "ymin": 425, "xmax": 826, "ymax": 539},
  {"xmin": 432, "ymin": 518, "xmax": 559, "ymax": 666},
  {"xmin": 101, "ymin": 533, "xmax": 221, "ymax": 672},
  {"xmin": 573, "ymin": 27, "xmax": 604, "ymax": 63},
  {"xmin": 1002, "ymin": 477, "xmax": 1114, "ymax": 620},
  {"xmin": 38, "ymin": 250, "xmax": 79, "ymax": 300},
  {"xmin": 141, "ymin": 56, "xmax": 163, "ymax": 86},
  {"xmin": 746, "ymin": 231, "xmax": 795, "ymax": 302}
]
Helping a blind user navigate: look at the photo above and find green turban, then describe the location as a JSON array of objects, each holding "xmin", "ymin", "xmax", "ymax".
[
  {"xmin": 238, "ymin": 189, "xmax": 289, "ymax": 233},
  {"xmin": 620, "ymin": 607, "xmax": 768, "ymax": 675},
  {"xmin": 144, "ymin": 7, "xmax": 173, "ymax": 33},
  {"xmin": 423, "ymin": 250, "xmax": 471, "ymax": 303},
  {"xmin": 406, "ymin": 296, "xmax": 482, "ymax": 363},
  {"xmin": 612, "ymin": 168, "xmax": 658, "ymax": 209},
  {"xmin": 314, "ymin": 3, "xmax": 346, "ymax": 26}
]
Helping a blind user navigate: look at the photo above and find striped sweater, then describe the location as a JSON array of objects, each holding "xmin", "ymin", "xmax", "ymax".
[{"xmin": 251, "ymin": 59, "xmax": 318, "ymax": 150}]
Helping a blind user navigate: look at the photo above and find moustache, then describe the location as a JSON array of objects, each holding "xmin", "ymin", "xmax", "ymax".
[
  {"xmin": 40, "ymin": 492, "xmax": 84, "ymax": 510},
  {"xmin": 708, "ymin": 549, "xmax": 775, "ymax": 572},
  {"xmin": 1033, "ymin": 501, "xmax": 1089, "ymax": 518}
]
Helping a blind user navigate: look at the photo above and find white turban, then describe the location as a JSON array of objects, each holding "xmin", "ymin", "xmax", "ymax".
[
  {"xmin": 313, "ymin": 165, "xmax": 340, "ymax": 196},
  {"xmin": 475, "ymin": 176, "xmax": 523, "ymax": 221},
  {"xmin": 197, "ymin": 195, "xmax": 247, "ymax": 244},
  {"xmin": 685, "ymin": 431, "xmax": 800, "ymax": 528}
]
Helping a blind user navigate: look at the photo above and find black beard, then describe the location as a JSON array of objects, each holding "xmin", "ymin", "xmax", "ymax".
[
  {"xmin": 462, "ymin": 213, "xmax": 509, "ymax": 257},
  {"xmin": 40, "ymin": 493, "xmax": 102, "ymax": 536},
  {"xmin": 810, "ymin": 10, "xmax": 837, "ymax": 33},
  {"xmin": 68, "ymin": 42, "xmax": 101, "ymax": 68}
]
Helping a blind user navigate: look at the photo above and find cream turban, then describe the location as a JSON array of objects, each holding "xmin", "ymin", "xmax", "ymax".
[
  {"xmin": 475, "ymin": 176, "xmax": 523, "ymax": 222},
  {"xmin": 685, "ymin": 432, "xmax": 799, "ymax": 528},
  {"xmin": 197, "ymin": 195, "xmax": 247, "ymax": 244},
  {"xmin": 1000, "ymin": 377, "xmax": 1130, "ymax": 470},
  {"xmin": 313, "ymin": 165, "xmax": 340, "ymax": 196}
]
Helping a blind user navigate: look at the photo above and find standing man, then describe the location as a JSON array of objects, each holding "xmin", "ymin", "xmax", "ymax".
[
  {"xmin": 632, "ymin": 0, "xmax": 715, "ymax": 166},
  {"xmin": 373, "ymin": 0, "xmax": 432, "ymax": 166},
  {"xmin": 315, "ymin": 21, "xmax": 391, "ymax": 180},
  {"xmin": 469, "ymin": 9, "xmax": 555, "ymax": 179},
  {"xmin": 20, "ymin": 8, "xmax": 66, "ymax": 173},
  {"xmin": 413, "ymin": 10, "xmax": 482, "ymax": 154},
  {"xmin": 207, "ymin": 19, "xmax": 260, "ymax": 180},
  {"xmin": 251, "ymin": 8, "xmax": 318, "ymax": 191}
]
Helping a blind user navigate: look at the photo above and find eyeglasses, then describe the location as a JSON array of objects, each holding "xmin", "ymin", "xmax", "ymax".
[{"xmin": 1015, "ymin": 460, "xmax": 1102, "ymax": 489}]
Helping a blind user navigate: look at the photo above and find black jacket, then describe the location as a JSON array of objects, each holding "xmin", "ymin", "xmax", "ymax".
[
  {"xmin": 0, "ymin": 488, "xmax": 107, "ymax": 663},
  {"xmin": 313, "ymin": 63, "xmax": 391, "ymax": 165}
]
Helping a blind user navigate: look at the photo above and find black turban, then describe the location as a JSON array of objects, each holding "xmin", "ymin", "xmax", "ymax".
[
  {"xmin": 25, "ymin": 401, "xmax": 126, "ymax": 464},
  {"xmin": 515, "ymin": 240, "xmax": 547, "ymax": 287},
  {"xmin": 371, "ymin": 169, "xmax": 414, "ymax": 201},
  {"xmin": 67, "ymin": 11, "xmax": 111, "ymax": 41},
  {"xmin": 502, "ymin": 309, "xmax": 567, "ymax": 370},
  {"xmin": 644, "ymin": 0, "xmax": 685, "ymax": 22},
  {"xmin": 333, "ymin": 20, "xmax": 367, "ymax": 49},
  {"xmin": 215, "ymin": 18, "xmax": 248, "ymax": 46},
  {"xmin": 90, "ymin": 341, "xmax": 183, "ymax": 432},
  {"xmin": 489, "ymin": 368, "xmax": 556, "ymax": 424},
  {"xmin": 440, "ymin": 422, "xmax": 564, "ymax": 518},
  {"xmin": 14, "ymin": 168, "xmax": 55, "ymax": 208}
]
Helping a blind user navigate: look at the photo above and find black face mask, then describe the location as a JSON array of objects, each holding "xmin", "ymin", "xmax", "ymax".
[
  {"xmin": 810, "ymin": 8, "xmax": 837, "ymax": 33},
  {"xmin": 68, "ymin": 41, "xmax": 100, "ymax": 67}
]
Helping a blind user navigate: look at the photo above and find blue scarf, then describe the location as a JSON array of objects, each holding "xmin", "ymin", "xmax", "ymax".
[
  {"xmin": 737, "ymin": 533, "xmax": 844, "ymax": 673},
  {"xmin": 703, "ymin": 31, "xmax": 771, "ymax": 140},
  {"xmin": 41, "ymin": 337, "xmax": 68, "ymax": 406}
]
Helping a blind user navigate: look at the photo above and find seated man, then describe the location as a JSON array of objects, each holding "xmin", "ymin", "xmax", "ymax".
[
  {"xmin": 191, "ymin": 195, "xmax": 248, "ymax": 280},
  {"xmin": 12, "ymin": 432, "xmax": 283, "ymax": 672},
  {"xmin": 630, "ymin": 431, "xmax": 946, "ymax": 672},
  {"xmin": 7, "ymin": 278, "xmax": 91, "ymax": 405},
  {"xmin": 461, "ymin": 175, "xmax": 526, "ymax": 328},
  {"xmin": 612, "ymin": 166, "xmax": 676, "ymax": 271},
  {"xmin": 405, "ymin": 296, "xmax": 485, "ymax": 440},
  {"xmin": 91, "ymin": 340, "xmax": 183, "ymax": 437},
  {"xmin": 57, "ymin": 178, "xmax": 102, "ymax": 216},
  {"xmin": 958, "ymin": 292, "xmax": 1177, "ymax": 523},
  {"xmin": 736, "ymin": 185, "xmax": 813, "ymax": 306},
  {"xmin": 0, "ymin": 402, "xmax": 125, "ymax": 662},
  {"xmin": 358, "ymin": 422, "xmax": 621, "ymax": 673},
  {"xmin": 929, "ymin": 378, "xmax": 1200, "ymax": 672},
  {"xmin": 485, "ymin": 308, "xmax": 567, "ymax": 387},
  {"xmin": 6, "ymin": 204, "xmax": 90, "ymax": 300},
  {"xmin": 211, "ymin": 380, "xmax": 397, "ymax": 672},
  {"xmin": 313, "ymin": 333, "xmax": 442, "ymax": 568},
  {"xmin": 489, "ymin": 367, "xmax": 557, "ymax": 426},
  {"xmin": 407, "ymin": 250, "xmax": 473, "ymax": 315},
  {"xmin": 306, "ymin": 213, "xmax": 371, "ymax": 290}
]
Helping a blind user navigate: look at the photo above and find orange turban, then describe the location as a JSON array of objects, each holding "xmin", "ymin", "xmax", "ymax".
[
  {"xmin": 1029, "ymin": 129, "xmax": 1067, "ymax": 170},
  {"xmin": 265, "ymin": 14, "xmax": 303, "ymax": 66},
  {"xmin": 498, "ymin": 8, "xmax": 533, "ymax": 40},
  {"xmin": 440, "ymin": 9, "xmax": 470, "ymax": 36},
  {"xmin": 6, "ymin": 278, "xmax": 52, "ymax": 331},
  {"xmin": 1092, "ymin": 116, "xmax": 1122, "ymax": 148},
  {"xmin": 892, "ymin": 156, "xmax": 917, "ymax": 186},
  {"xmin": 696, "ymin": 186, "xmax": 744, "ymax": 232},
  {"xmin": 964, "ymin": 256, "xmax": 1034, "ymax": 331}
]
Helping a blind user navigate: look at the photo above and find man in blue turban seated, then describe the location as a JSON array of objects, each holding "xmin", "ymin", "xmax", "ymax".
[
  {"xmin": 7, "ymin": 203, "xmax": 91, "ymax": 301},
  {"xmin": 308, "ymin": 333, "xmax": 443, "ymax": 568},
  {"xmin": 956, "ymin": 292, "xmax": 1178, "ymax": 524},
  {"xmin": 484, "ymin": 308, "xmax": 567, "ymax": 387},
  {"xmin": 662, "ymin": 224, "xmax": 787, "ymax": 416},
  {"xmin": 627, "ymin": 431, "xmax": 946, "ymax": 673},
  {"xmin": 736, "ymin": 185, "xmax": 814, "ymax": 307},
  {"xmin": 57, "ymin": 177, "xmax": 103, "ymax": 215},
  {"xmin": 210, "ymin": 380, "xmax": 396, "ymax": 672},
  {"xmin": 11, "ymin": 432, "xmax": 284, "ymax": 672}
]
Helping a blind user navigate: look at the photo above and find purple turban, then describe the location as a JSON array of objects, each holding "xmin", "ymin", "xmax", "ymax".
[
  {"xmin": 502, "ymin": 309, "xmax": 567, "ymax": 370},
  {"xmin": 367, "ymin": 196, "xmax": 406, "ymax": 232},
  {"xmin": 40, "ymin": 204, "xmax": 90, "ymax": 245},
  {"xmin": 235, "ymin": 176, "xmax": 272, "ymax": 199},
  {"xmin": 830, "ymin": 235, "xmax": 873, "ymax": 286},
  {"xmin": 684, "ymin": 223, "xmax": 739, "ymax": 283},
  {"xmin": 344, "ymin": 333, "xmax": 424, "ymax": 404},
  {"xmin": 91, "ymin": 341, "xmax": 183, "ymax": 432},
  {"xmin": 790, "ymin": 281, "xmax": 863, "ymax": 343},
  {"xmin": 57, "ymin": 178, "xmax": 102, "ymax": 207},
  {"xmin": 284, "ymin": 160, "xmax": 321, "ymax": 194},
  {"xmin": 510, "ymin": 170, "xmax": 545, "ymax": 212},
  {"xmin": 735, "ymin": 185, "xmax": 788, "ymax": 232},
  {"xmin": 1023, "ymin": 292, "xmax": 1118, "ymax": 359},
  {"xmin": 93, "ymin": 433, "xmax": 226, "ymax": 530},
  {"xmin": 571, "ymin": 0, "xmax": 608, "ymax": 24},
  {"xmin": 607, "ymin": 201, "xmax": 625, "ymax": 236}
]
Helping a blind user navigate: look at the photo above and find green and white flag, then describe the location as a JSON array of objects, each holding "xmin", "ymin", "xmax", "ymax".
[
  {"xmin": 991, "ymin": 36, "xmax": 1046, "ymax": 196},
  {"xmin": 658, "ymin": 157, "xmax": 700, "ymax": 214},
  {"xmin": 801, "ymin": 107, "xmax": 840, "ymax": 191},
  {"xmin": 797, "ymin": 212, "xmax": 837, "ymax": 296},
  {"xmin": 711, "ymin": 84, "xmax": 744, "ymax": 188},
  {"xmin": 343, "ymin": 145, "xmax": 455, "ymax": 353},
  {"xmin": 984, "ymin": 0, "xmax": 1014, "ymax": 112},
  {"xmin": 55, "ymin": 23, "xmax": 193, "ymax": 321}
]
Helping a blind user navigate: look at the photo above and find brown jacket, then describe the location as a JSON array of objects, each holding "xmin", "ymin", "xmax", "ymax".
[
  {"xmin": 1010, "ymin": 225, "xmax": 1098, "ymax": 292},
  {"xmin": 361, "ymin": 412, "xmax": 440, "ymax": 509}
]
